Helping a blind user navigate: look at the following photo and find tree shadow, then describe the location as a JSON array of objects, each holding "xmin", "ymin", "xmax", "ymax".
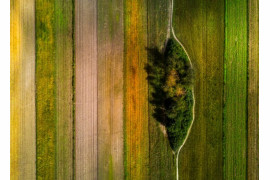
[{"xmin": 145, "ymin": 47, "xmax": 167, "ymax": 126}]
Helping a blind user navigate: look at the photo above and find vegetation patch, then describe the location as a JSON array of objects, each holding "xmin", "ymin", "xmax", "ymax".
[{"xmin": 146, "ymin": 38, "xmax": 194, "ymax": 152}]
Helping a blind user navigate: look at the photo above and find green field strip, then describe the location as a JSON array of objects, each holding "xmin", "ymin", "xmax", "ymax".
[
  {"xmin": 247, "ymin": 0, "xmax": 259, "ymax": 179},
  {"xmin": 97, "ymin": 0, "xmax": 124, "ymax": 179},
  {"xmin": 36, "ymin": 0, "xmax": 74, "ymax": 179},
  {"xmin": 55, "ymin": 0, "xmax": 74, "ymax": 179},
  {"xmin": 224, "ymin": 0, "xmax": 248, "ymax": 179},
  {"xmin": 173, "ymin": 0, "xmax": 225, "ymax": 179},
  {"xmin": 147, "ymin": 0, "xmax": 175, "ymax": 179},
  {"xmin": 124, "ymin": 0, "xmax": 149, "ymax": 179},
  {"xmin": 75, "ymin": 0, "xmax": 98, "ymax": 179},
  {"xmin": 173, "ymin": 0, "xmax": 207, "ymax": 179},
  {"xmin": 36, "ymin": 0, "xmax": 57, "ymax": 179},
  {"xmin": 11, "ymin": 0, "xmax": 36, "ymax": 179},
  {"xmin": 205, "ymin": 0, "xmax": 224, "ymax": 178}
]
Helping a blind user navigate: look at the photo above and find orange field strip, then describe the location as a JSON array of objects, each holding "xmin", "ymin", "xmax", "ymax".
[{"xmin": 124, "ymin": 0, "xmax": 149, "ymax": 179}]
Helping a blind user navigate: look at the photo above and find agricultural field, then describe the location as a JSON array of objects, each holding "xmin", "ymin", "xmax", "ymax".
[
  {"xmin": 11, "ymin": 0, "xmax": 258, "ymax": 179},
  {"xmin": 11, "ymin": 0, "xmax": 36, "ymax": 179},
  {"xmin": 173, "ymin": 0, "xmax": 224, "ymax": 179}
]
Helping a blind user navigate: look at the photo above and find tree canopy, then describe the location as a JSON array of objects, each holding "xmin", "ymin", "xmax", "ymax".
[{"xmin": 146, "ymin": 38, "xmax": 194, "ymax": 152}]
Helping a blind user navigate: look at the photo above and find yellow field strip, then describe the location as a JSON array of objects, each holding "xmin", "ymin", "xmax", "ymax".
[{"xmin": 11, "ymin": 0, "xmax": 36, "ymax": 179}]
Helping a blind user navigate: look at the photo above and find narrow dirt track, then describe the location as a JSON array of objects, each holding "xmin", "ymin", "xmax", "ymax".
[{"xmin": 75, "ymin": 0, "xmax": 98, "ymax": 179}]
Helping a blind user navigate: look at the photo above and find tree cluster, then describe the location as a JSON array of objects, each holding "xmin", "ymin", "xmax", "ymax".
[{"xmin": 146, "ymin": 39, "xmax": 194, "ymax": 152}]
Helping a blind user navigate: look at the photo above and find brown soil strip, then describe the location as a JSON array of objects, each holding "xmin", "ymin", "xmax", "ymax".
[{"xmin": 75, "ymin": 0, "xmax": 98, "ymax": 179}]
